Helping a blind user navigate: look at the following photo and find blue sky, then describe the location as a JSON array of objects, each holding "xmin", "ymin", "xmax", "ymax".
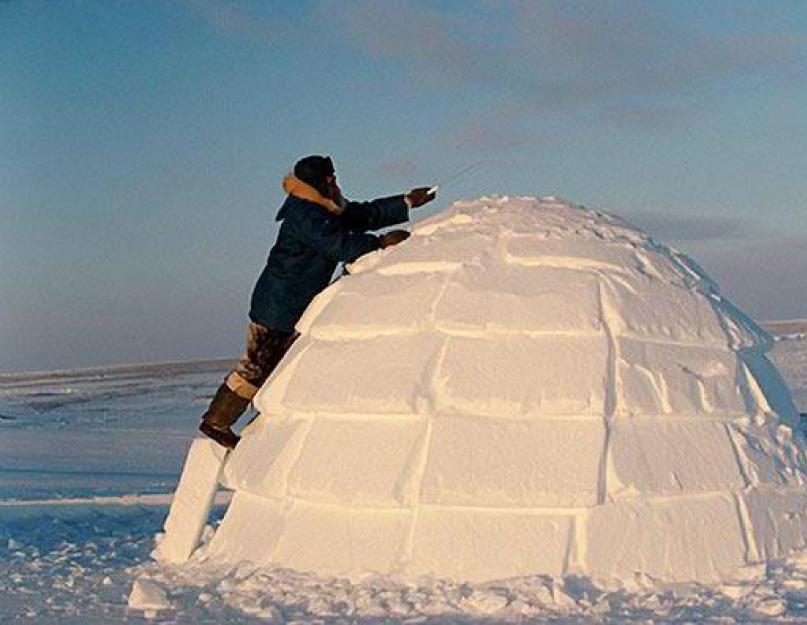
[{"xmin": 2, "ymin": 0, "xmax": 807, "ymax": 371}]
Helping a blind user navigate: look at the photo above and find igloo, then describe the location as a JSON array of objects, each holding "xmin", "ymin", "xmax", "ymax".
[{"xmin": 203, "ymin": 196, "xmax": 807, "ymax": 586}]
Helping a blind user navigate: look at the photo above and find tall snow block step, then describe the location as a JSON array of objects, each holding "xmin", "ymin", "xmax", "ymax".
[{"xmin": 154, "ymin": 438, "xmax": 228, "ymax": 563}]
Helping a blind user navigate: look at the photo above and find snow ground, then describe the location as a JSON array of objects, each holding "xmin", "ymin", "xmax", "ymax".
[{"xmin": 1, "ymin": 341, "xmax": 807, "ymax": 623}]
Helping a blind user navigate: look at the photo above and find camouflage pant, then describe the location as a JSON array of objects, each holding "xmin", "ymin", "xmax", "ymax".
[{"xmin": 224, "ymin": 323, "xmax": 297, "ymax": 400}]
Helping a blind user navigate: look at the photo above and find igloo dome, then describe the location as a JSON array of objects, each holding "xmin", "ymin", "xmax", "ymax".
[{"xmin": 209, "ymin": 196, "xmax": 807, "ymax": 586}]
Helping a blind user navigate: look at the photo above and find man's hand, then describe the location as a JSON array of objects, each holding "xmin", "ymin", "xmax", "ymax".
[
  {"xmin": 379, "ymin": 229, "xmax": 410, "ymax": 249},
  {"xmin": 407, "ymin": 187, "xmax": 436, "ymax": 208}
]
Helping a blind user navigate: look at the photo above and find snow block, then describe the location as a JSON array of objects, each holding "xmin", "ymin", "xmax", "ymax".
[
  {"xmin": 272, "ymin": 501, "xmax": 411, "ymax": 577},
  {"xmin": 435, "ymin": 264, "xmax": 601, "ymax": 334},
  {"xmin": 250, "ymin": 336, "xmax": 314, "ymax": 416},
  {"xmin": 279, "ymin": 334, "xmax": 443, "ymax": 415},
  {"xmin": 287, "ymin": 417, "xmax": 427, "ymax": 506},
  {"xmin": 205, "ymin": 491, "xmax": 287, "ymax": 565},
  {"xmin": 309, "ymin": 272, "xmax": 448, "ymax": 339},
  {"xmin": 601, "ymin": 274, "xmax": 729, "ymax": 347},
  {"xmin": 728, "ymin": 421, "xmax": 807, "ymax": 488},
  {"xmin": 411, "ymin": 211, "xmax": 474, "ymax": 236},
  {"xmin": 294, "ymin": 279, "xmax": 344, "ymax": 336},
  {"xmin": 409, "ymin": 508, "xmax": 573, "ymax": 582},
  {"xmin": 502, "ymin": 233, "xmax": 643, "ymax": 275},
  {"xmin": 222, "ymin": 415, "xmax": 309, "ymax": 497},
  {"xmin": 436, "ymin": 334, "xmax": 608, "ymax": 417},
  {"xmin": 422, "ymin": 416, "xmax": 603, "ymax": 507},
  {"xmin": 154, "ymin": 438, "xmax": 227, "ymax": 564},
  {"xmin": 742, "ymin": 486, "xmax": 807, "ymax": 560},
  {"xmin": 607, "ymin": 419, "xmax": 745, "ymax": 498},
  {"xmin": 585, "ymin": 493, "xmax": 747, "ymax": 584},
  {"xmin": 282, "ymin": 335, "xmax": 443, "ymax": 414},
  {"xmin": 617, "ymin": 338, "xmax": 747, "ymax": 416},
  {"xmin": 209, "ymin": 492, "xmax": 412, "ymax": 579},
  {"xmin": 378, "ymin": 230, "xmax": 495, "ymax": 269}
]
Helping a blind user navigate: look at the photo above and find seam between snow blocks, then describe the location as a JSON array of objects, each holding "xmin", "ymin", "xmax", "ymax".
[
  {"xmin": 596, "ymin": 276, "xmax": 619, "ymax": 506},
  {"xmin": 732, "ymin": 490, "xmax": 761, "ymax": 563},
  {"xmin": 723, "ymin": 422, "xmax": 754, "ymax": 490},
  {"xmin": 399, "ymin": 262, "xmax": 459, "ymax": 530},
  {"xmin": 561, "ymin": 514, "xmax": 580, "ymax": 576},
  {"xmin": 723, "ymin": 422, "xmax": 762, "ymax": 563},
  {"xmin": 277, "ymin": 418, "xmax": 316, "ymax": 501},
  {"xmin": 399, "ymin": 334, "xmax": 452, "ymax": 570},
  {"xmin": 427, "ymin": 267, "xmax": 460, "ymax": 327},
  {"xmin": 238, "ymin": 490, "xmax": 750, "ymax": 514}
]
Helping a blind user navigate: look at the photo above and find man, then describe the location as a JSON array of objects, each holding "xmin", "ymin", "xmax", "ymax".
[{"xmin": 199, "ymin": 155, "xmax": 436, "ymax": 448}]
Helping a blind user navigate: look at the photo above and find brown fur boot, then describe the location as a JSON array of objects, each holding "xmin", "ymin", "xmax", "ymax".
[{"xmin": 199, "ymin": 384, "xmax": 251, "ymax": 449}]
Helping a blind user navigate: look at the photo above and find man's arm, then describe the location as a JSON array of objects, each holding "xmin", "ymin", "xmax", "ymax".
[
  {"xmin": 342, "ymin": 187, "xmax": 436, "ymax": 232},
  {"xmin": 341, "ymin": 195, "xmax": 409, "ymax": 232},
  {"xmin": 292, "ymin": 210, "xmax": 381, "ymax": 264}
]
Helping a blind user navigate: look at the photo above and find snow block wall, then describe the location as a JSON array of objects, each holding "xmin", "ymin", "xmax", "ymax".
[{"xmin": 207, "ymin": 196, "xmax": 807, "ymax": 586}]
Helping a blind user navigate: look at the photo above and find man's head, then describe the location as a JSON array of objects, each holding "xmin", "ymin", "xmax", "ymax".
[{"xmin": 294, "ymin": 155, "xmax": 338, "ymax": 199}]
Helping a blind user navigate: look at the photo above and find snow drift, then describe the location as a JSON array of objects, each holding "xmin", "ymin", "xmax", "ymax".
[{"xmin": 203, "ymin": 196, "xmax": 807, "ymax": 586}]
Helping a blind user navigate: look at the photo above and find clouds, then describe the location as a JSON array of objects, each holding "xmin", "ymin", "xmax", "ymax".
[
  {"xmin": 598, "ymin": 104, "xmax": 688, "ymax": 130},
  {"xmin": 375, "ymin": 158, "xmax": 419, "ymax": 180},
  {"xmin": 182, "ymin": 1, "xmax": 807, "ymax": 117},
  {"xmin": 327, "ymin": 1, "xmax": 502, "ymax": 87},
  {"xmin": 322, "ymin": 0, "xmax": 807, "ymax": 144},
  {"xmin": 183, "ymin": 0, "xmax": 294, "ymax": 44},
  {"xmin": 180, "ymin": 0, "xmax": 807, "ymax": 144}
]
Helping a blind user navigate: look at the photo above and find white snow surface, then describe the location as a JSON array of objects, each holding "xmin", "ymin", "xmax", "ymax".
[{"xmin": 201, "ymin": 196, "xmax": 807, "ymax": 587}]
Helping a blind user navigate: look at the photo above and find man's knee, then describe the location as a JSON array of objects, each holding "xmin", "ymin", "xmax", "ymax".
[{"xmin": 225, "ymin": 371, "xmax": 259, "ymax": 400}]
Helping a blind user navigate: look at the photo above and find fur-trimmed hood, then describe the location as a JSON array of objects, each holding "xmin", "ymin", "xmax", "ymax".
[{"xmin": 279, "ymin": 175, "xmax": 344, "ymax": 219}]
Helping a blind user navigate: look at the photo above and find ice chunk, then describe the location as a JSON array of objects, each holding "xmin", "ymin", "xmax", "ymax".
[{"xmin": 128, "ymin": 578, "xmax": 170, "ymax": 611}]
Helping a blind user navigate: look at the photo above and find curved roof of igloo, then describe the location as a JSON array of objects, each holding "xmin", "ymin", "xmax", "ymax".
[{"xmin": 254, "ymin": 195, "xmax": 783, "ymax": 422}]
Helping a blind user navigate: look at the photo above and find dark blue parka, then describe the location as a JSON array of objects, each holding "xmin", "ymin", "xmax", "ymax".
[{"xmin": 249, "ymin": 192, "xmax": 409, "ymax": 332}]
